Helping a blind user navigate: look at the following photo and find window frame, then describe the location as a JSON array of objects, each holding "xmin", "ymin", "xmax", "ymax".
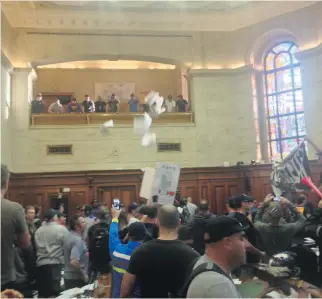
[{"xmin": 263, "ymin": 41, "xmax": 305, "ymax": 160}]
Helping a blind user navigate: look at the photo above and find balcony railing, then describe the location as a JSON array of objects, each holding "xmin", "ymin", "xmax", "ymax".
[{"xmin": 31, "ymin": 112, "xmax": 194, "ymax": 126}]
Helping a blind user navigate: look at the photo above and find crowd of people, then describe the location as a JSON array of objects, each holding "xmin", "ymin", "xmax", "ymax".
[
  {"xmin": 1, "ymin": 163, "xmax": 322, "ymax": 298},
  {"xmin": 31, "ymin": 93, "xmax": 189, "ymax": 114}
]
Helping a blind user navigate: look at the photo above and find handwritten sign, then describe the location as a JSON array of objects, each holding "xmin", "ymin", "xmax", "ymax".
[{"xmin": 152, "ymin": 162, "xmax": 181, "ymax": 205}]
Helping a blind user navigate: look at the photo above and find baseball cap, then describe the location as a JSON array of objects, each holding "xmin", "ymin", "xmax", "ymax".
[
  {"xmin": 128, "ymin": 203, "xmax": 138, "ymax": 214},
  {"xmin": 226, "ymin": 194, "xmax": 254, "ymax": 205},
  {"xmin": 128, "ymin": 222, "xmax": 147, "ymax": 241},
  {"xmin": 204, "ymin": 216, "xmax": 248, "ymax": 244},
  {"xmin": 43, "ymin": 209, "xmax": 57, "ymax": 221}
]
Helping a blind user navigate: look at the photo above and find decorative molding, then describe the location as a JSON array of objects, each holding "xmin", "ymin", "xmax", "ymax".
[
  {"xmin": 189, "ymin": 65, "xmax": 254, "ymax": 77},
  {"xmin": 1, "ymin": 51, "xmax": 13, "ymax": 72},
  {"xmin": 295, "ymin": 43, "xmax": 322, "ymax": 61},
  {"xmin": 2, "ymin": 2, "xmax": 315, "ymax": 32}
]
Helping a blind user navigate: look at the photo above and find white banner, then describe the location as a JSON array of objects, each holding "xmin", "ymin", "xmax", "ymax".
[{"xmin": 139, "ymin": 167, "xmax": 156, "ymax": 203}]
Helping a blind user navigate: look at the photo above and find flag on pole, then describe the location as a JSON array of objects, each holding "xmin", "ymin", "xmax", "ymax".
[{"xmin": 270, "ymin": 142, "xmax": 311, "ymax": 196}]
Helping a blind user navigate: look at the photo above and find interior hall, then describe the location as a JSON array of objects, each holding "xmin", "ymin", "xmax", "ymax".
[{"xmin": 1, "ymin": 1, "xmax": 322, "ymax": 298}]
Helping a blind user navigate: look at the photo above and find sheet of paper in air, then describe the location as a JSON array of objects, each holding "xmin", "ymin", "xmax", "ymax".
[
  {"xmin": 144, "ymin": 90, "xmax": 165, "ymax": 117},
  {"xmin": 139, "ymin": 167, "xmax": 156, "ymax": 203},
  {"xmin": 141, "ymin": 132, "xmax": 156, "ymax": 147},
  {"xmin": 152, "ymin": 162, "xmax": 181, "ymax": 205},
  {"xmin": 133, "ymin": 113, "xmax": 152, "ymax": 135},
  {"xmin": 100, "ymin": 120, "xmax": 114, "ymax": 135}
]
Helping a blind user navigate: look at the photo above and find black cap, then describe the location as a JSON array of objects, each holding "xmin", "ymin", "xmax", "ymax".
[
  {"xmin": 43, "ymin": 209, "xmax": 57, "ymax": 221},
  {"xmin": 128, "ymin": 203, "xmax": 138, "ymax": 214},
  {"xmin": 128, "ymin": 222, "xmax": 147, "ymax": 241},
  {"xmin": 204, "ymin": 216, "xmax": 247, "ymax": 244},
  {"xmin": 56, "ymin": 211, "xmax": 66, "ymax": 219},
  {"xmin": 226, "ymin": 194, "xmax": 254, "ymax": 205}
]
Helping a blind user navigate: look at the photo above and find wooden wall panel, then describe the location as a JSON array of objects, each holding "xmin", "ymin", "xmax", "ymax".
[
  {"xmin": 211, "ymin": 185, "xmax": 226, "ymax": 214},
  {"xmin": 6, "ymin": 161, "xmax": 322, "ymax": 216}
]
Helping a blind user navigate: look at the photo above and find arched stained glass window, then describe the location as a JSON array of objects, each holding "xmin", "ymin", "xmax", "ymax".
[{"xmin": 264, "ymin": 42, "xmax": 306, "ymax": 160}]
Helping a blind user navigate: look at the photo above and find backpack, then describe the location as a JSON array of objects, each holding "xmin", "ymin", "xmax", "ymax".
[
  {"xmin": 170, "ymin": 261, "xmax": 232, "ymax": 298},
  {"xmin": 88, "ymin": 223, "xmax": 111, "ymax": 271}
]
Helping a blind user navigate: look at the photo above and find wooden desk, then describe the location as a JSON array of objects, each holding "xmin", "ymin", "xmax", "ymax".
[{"xmin": 31, "ymin": 112, "xmax": 194, "ymax": 126}]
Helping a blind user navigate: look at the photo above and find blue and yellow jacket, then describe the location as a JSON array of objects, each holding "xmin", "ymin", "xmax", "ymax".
[{"xmin": 109, "ymin": 218, "xmax": 141, "ymax": 298}]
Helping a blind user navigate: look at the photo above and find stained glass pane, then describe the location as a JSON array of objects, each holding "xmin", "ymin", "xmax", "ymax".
[
  {"xmin": 266, "ymin": 73, "xmax": 276, "ymax": 94},
  {"xmin": 280, "ymin": 115, "xmax": 297, "ymax": 138},
  {"xmin": 269, "ymin": 118, "xmax": 280, "ymax": 140},
  {"xmin": 295, "ymin": 90, "xmax": 304, "ymax": 111},
  {"xmin": 265, "ymin": 52, "xmax": 275, "ymax": 71},
  {"xmin": 275, "ymin": 52, "xmax": 291, "ymax": 69},
  {"xmin": 281, "ymin": 139, "xmax": 298, "ymax": 159},
  {"xmin": 270, "ymin": 141, "xmax": 280, "ymax": 160},
  {"xmin": 290, "ymin": 45, "xmax": 299, "ymax": 63},
  {"xmin": 293, "ymin": 67, "xmax": 302, "ymax": 89},
  {"xmin": 276, "ymin": 69, "xmax": 292, "ymax": 92},
  {"xmin": 277, "ymin": 92, "xmax": 295, "ymax": 115},
  {"xmin": 267, "ymin": 95, "xmax": 277, "ymax": 116},
  {"xmin": 296, "ymin": 113, "xmax": 306, "ymax": 136},
  {"xmin": 273, "ymin": 42, "xmax": 292, "ymax": 53}
]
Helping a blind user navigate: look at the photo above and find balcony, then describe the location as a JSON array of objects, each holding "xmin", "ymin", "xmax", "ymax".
[{"xmin": 31, "ymin": 112, "xmax": 194, "ymax": 126}]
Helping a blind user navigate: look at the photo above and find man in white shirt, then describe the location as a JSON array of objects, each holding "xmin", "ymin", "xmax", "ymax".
[
  {"xmin": 164, "ymin": 95, "xmax": 176, "ymax": 112},
  {"xmin": 186, "ymin": 216, "xmax": 247, "ymax": 298},
  {"xmin": 48, "ymin": 98, "xmax": 64, "ymax": 113}
]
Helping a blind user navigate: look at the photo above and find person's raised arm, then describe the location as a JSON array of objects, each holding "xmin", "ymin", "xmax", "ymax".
[
  {"xmin": 109, "ymin": 207, "xmax": 122, "ymax": 254},
  {"xmin": 281, "ymin": 197, "xmax": 306, "ymax": 233}
]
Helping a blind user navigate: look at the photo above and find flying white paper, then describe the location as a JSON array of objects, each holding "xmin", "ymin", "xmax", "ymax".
[
  {"xmin": 100, "ymin": 119, "xmax": 114, "ymax": 135},
  {"xmin": 141, "ymin": 132, "xmax": 156, "ymax": 147},
  {"xmin": 133, "ymin": 113, "xmax": 152, "ymax": 135},
  {"xmin": 144, "ymin": 90, "xmax": 165, "ymax": 117}
]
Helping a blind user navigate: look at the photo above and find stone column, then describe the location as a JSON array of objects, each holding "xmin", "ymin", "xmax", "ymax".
[
  {"xmin": 190, "ymin": 66, "xmax": 257, "ymax": 167},
  {"xmin": 10, "ymin": 67, "xmax": 37, "ymax": 171},
  {"xmin": 296, "ymin": 44, "xmax": 322, "ymax": 159}
]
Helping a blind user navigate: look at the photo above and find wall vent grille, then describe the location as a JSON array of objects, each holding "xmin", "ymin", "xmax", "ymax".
[
  {"xmin": 157, "ymin": 143, "xmax": 181, "ymax": 152},
  {"xmin": 47, "ymin": 145, "xmax": 73, "ymax": 155}
]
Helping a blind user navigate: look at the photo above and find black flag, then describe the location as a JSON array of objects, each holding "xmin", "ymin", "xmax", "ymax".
[{"xmin": 270, "ymin": 142, "xmax": 311, "ymax": 196}]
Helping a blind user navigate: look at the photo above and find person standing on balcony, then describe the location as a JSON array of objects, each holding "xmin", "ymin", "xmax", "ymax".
[
  {"xmin": 48, "ymin": 98, "xmax": 64, "ymax": 113},
  {"xmin": 82, "ymin": 95, "xmax": 95, "ymax": 113},
  {"xmin": 108, "ymin": 94, "xmax": 120, "ymax": 113},
  {"xmin": 176, "ymin": 95, "xmax": 188, "ymax": 112},
  {"xmin": 31, "ymin": 93, "xmax": 44, "ymax": 114},
  {"xmin": 128, "ymin": 93, "xmax": 139, "ymax": 113},
  {"xmin": 67, "ymin": 98, "xmax": 83, "ymax": 113}
]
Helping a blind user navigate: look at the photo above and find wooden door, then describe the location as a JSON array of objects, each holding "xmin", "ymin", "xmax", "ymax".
[
  {"xmin": 97, "ymin": 186, "xmax": 136, "ymax": 209},
  {"xmin": 69, "ymin": 189, "xmax": 88, "ymax": 216}
]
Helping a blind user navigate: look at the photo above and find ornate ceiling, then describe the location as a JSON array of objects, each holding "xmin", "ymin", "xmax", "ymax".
[
  {"xmin": 39, "ymin": 1, "xmax": 250, "ymax": 12},
  {"xmin": 37, "ymin": 60, "xmax": 176, "ymax": 70},
  {"xmin": 1, "ymin": 1, "xmax": 316, "ymax": 32}
]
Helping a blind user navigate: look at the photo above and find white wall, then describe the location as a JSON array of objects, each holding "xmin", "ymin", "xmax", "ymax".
[
  {"xmin": 1, "ymin": 59, "xmax": 12, "ymax": 168},
  {"xmin": 3, "ymin": 3, "xmax": 322, "ymax": 173}
]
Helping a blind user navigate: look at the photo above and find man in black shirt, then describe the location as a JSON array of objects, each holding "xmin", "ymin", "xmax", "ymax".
[
  {"xmin": 186, "ymin": 200, "xmax": 216, "ymax": 255},
  {"xmin": 121, "ymin": 205, "xmax": 199, "ymax": 298},
  {"xmin": 176, "ymin": 95, "xmax": 188, "ymax": 112},
  {"xmin": 31, "ymin": 93, "xmax": 44, "ymax": 114},
  {"xmin": 95, "ymin": 96, "xmax": 107, "ymax": 113},
  {"xmin": 226, "ymin": 195, "xmax": 263, "ymax": 263},
  {"xmin": 82, "ymin": 95, "xmax": 95, "ymax": 113}
]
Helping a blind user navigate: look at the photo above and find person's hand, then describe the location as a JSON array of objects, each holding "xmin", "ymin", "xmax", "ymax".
[
  {"xmin": 140, "ymin": 215, "xmax": 148, "ymax": 223},
  {"xmin": 111, "ymin": 206, "xmax": 121, "ymax": 219},
  {"xmin": 280, "ymin": 197, "xmax": 290, "ymax": 205},
  {"xmin": 264, "ymin": 194, "xmax": 274, "ymax": 203}
]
